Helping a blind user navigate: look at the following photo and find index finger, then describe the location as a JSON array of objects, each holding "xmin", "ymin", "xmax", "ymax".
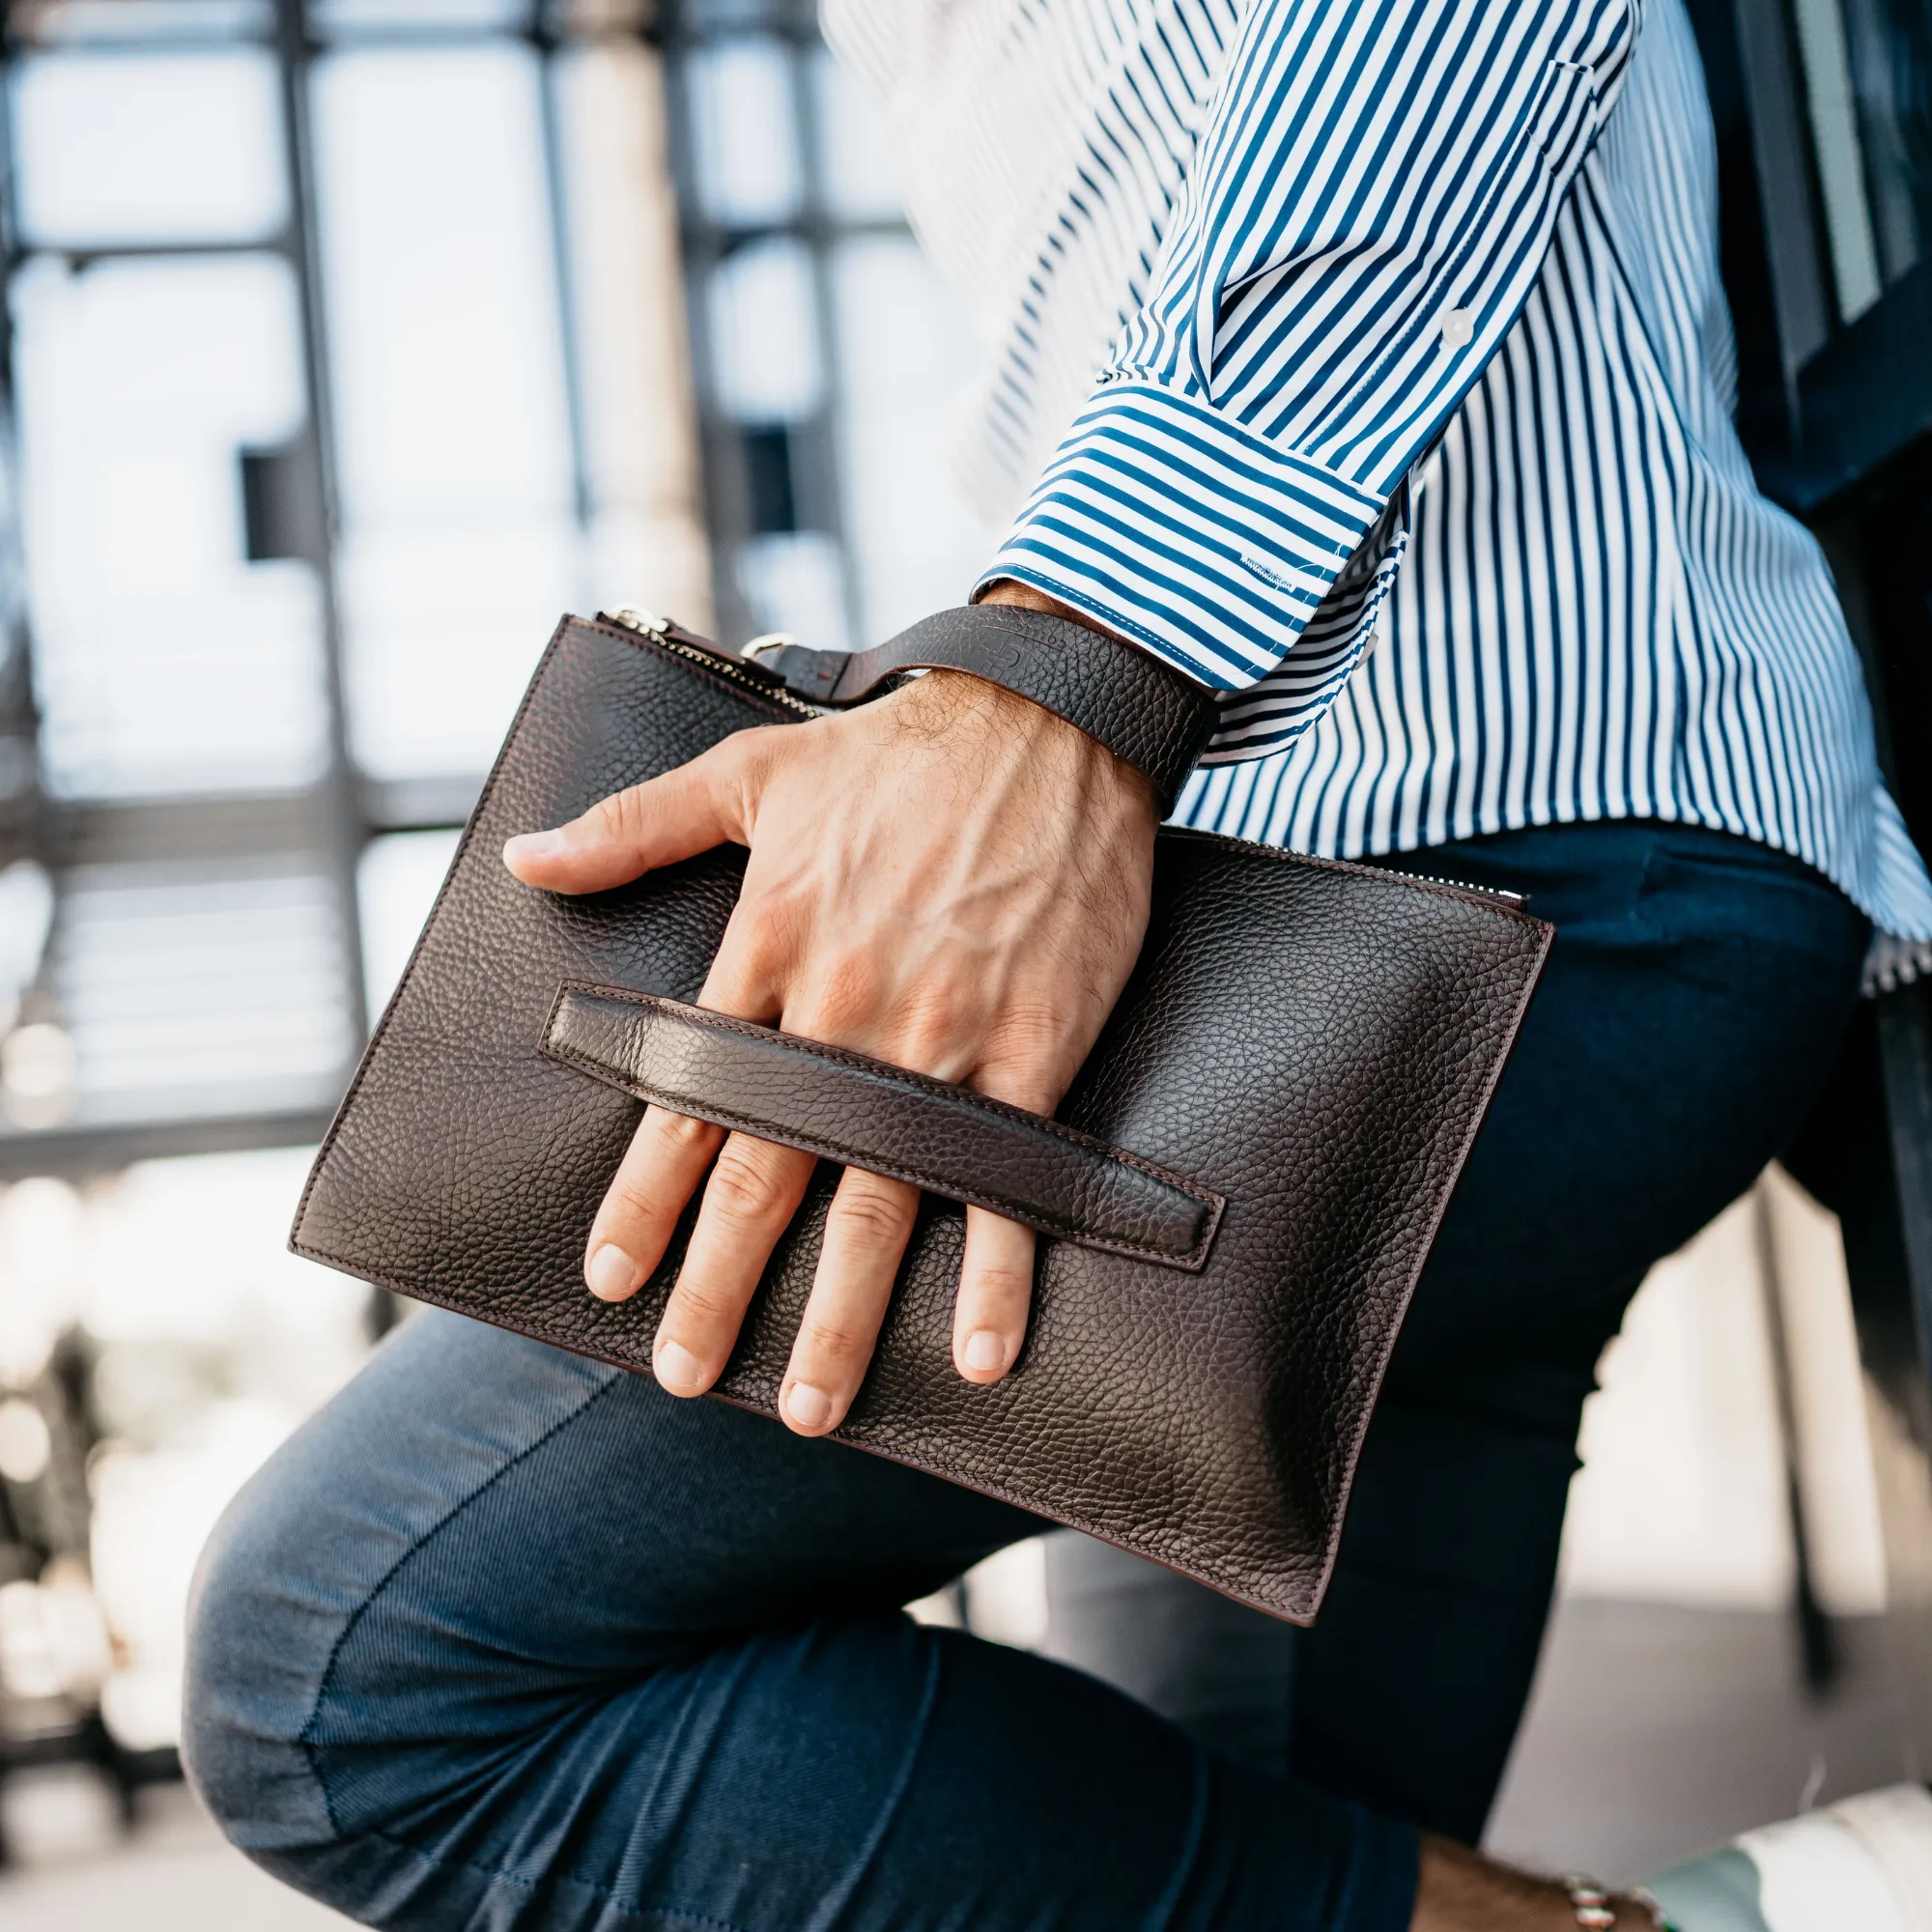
[{"xmin": 501, "ymin": 729, "xmax": 769, "ymax": 895}]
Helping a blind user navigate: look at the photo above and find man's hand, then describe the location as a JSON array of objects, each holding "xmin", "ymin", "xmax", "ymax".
[{"xmin": 501, "ymin": 612, "xmax": 1156, "ymax": 1438}]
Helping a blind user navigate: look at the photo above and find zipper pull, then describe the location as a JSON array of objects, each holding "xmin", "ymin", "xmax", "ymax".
[
  {"xmin": 595, "ymin": 606, "xmax": 793, "ymax": 691},
  {"xmin": 601, "ymin": 606, "xmax": 669, "ymax": 639}
]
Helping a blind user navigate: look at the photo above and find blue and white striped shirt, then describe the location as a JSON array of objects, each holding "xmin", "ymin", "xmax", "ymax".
[{"xmin": 824, "ymin": 0, "xmax": 1932, "ymax": 961}]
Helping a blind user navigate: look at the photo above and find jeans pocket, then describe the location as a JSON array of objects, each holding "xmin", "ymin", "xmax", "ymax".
[{"xmin": 1635, "ymin": 838, "xmax": 1868, "ymax": 966}]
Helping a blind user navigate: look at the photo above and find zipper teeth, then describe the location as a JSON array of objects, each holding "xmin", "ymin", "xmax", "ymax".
[
  {"xmin": 1372, "ymin": 865, "xmax": 1523, "ymax": 904},
  {"xmin": 1187, "ymin": 824, "xmax": 1525, "ymax": 904},
  {"xmin": 657, "ymin": 635, "xmax": 819, "ymax": 717},
  {"xmin": 607, "ymin": 613, "xmax": 820, "ymax": 719}
]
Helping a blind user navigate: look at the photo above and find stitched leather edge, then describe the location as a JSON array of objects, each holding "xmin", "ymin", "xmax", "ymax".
[
  {"xmin": 290, "ymin": 616, "xmax": 806, "ymax": 1257},
  {"xmin": 1294, "ymin": 910, "xmax": 1556, "ymax": 1617},
  {"xmin": 540, "ymin": 981, "xmax": 1225, "ymax": 1272}
]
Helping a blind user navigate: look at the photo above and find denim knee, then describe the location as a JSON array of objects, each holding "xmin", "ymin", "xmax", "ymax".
[
  {"xmin": 182, "ymin": 1311, "xmax": 626, "ymax": 1877},
  {"xmin": 182, "ymin": 1441, "xmax": 348, "ymax": 1864}
]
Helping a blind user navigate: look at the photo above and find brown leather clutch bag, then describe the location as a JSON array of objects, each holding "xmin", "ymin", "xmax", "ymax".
[{"xmin": 291, "ymin": 611, "xmax": 1550, "ymax": 1622}]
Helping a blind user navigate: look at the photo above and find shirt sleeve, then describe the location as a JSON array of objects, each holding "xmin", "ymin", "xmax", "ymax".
[{"xmin": 974, "ymin": 0, "xmax": 1643, "ymax": 748}]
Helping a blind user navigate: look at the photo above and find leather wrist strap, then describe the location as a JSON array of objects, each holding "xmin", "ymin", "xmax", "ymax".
[
  {"xmin": 749, "ymin": 606, "xmax": 1221, "ymax": 811},
  {"xmin": 543, "ymin": 983, "xmax": 1224, "ymax": 1269}
]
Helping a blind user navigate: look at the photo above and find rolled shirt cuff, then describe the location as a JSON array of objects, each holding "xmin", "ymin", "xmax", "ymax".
[{"xmin": 975, "ymin": 376, "xmax": 1399, "ymax": 698}]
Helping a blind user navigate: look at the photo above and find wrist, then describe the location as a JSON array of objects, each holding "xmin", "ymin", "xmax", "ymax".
[
  {"xmin": 746, "ymin": 599, "xmax": 1219, "ymax": 811},
  {"xmin": 891, "ymin": 668, "xmax": 1161, "ymax": 816},
  {"xmin": 977, "ymin": 577, "xmax": 1122, "ymax": 641}
]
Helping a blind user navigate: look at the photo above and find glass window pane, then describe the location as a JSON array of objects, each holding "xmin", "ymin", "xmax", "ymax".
[
  {"xmin": 735, "ymin": 529, "xmax": 849, "ymax": 652},
  {"xmin": 706, "ymin": 236, "xmax": 823, "ymax": 422},
  {"xmin": 313, "ymin": 46, "xmax": 572, "ymax": 526},
  {"xmin": 685, "ymin": 37, "xmax": 802, "ymax": 227},
  {"xmin": 0, "ymin": 862, "xmax": 55, "ymax": 1030},
  {"xmin": 683, "ymin": 0, "xmax": 788, "ymax": 34},
  {"xmin": 335, "ymin": 528, "xmax": 573, "ymax": 781},
  {"xmin": 13, "ymin": 254, "xmax": 329, "ymax": 800},
  {"xmin": 356, "ymin": 829, "xmax": 462, "ymax": 1021},
  {"xmin": 311, "ymin": 43, "xmax": 578, "ymax": 781},
  {"xmin": 812, "ymin": 47, "xmax": 902, "ymax": 224},
  {"xmin": 314, "ymin": 0, "xmax": 535, "ymax": 30},
  {"xmin": 12, "ymin": 51, "xmax": 286, "ymax": 246},
  {"xmin": 1840, "ymin": 0, "xmax": 1930, "ymax": 284},
  {"xmin": 830, "ymin": 235, "xmax": 993, "ymax": 641},
  {"xmin": 1791, "ymin": 0, "xmax": 1885, "ymax": 320},
  {"xmin": 38, "ymin": 861, "xmax": 354, "ymax": 1126}
]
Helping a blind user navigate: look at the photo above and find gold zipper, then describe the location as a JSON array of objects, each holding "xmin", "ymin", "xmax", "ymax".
[{"xmin": 600, "ymin": 608, "xmax": 820, "ymax": 720}]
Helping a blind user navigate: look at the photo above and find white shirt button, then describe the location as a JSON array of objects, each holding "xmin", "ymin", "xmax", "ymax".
[{"xmin": 1440, "ymin": 307, "xmax": 1474, "ymax": 350}]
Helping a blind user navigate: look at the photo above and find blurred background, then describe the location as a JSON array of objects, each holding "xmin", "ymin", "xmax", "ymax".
[{"xmin": 0, "ymin": 0, "xmax": 1929, "ymax": 1924}]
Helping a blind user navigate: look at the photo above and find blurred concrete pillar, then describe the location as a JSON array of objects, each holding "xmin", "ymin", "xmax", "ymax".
[{"xmin": 552, "ymin": 37, "xmax": 714, "ymax": 632}]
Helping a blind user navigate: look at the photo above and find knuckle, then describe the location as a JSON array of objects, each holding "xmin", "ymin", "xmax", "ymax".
[
  {"xmin": 609, "ymin": 1176, "xmax": 667, "ymax": 1224},
  {"xmin": 984, "ymin": 999, "xmax": 1063, "ymax": 1062},
  {"xmin": 714, "ymin": 730, "xmax": 775, "ymax": 824},
  {"xmin": 800, "ymin": 952, "xmax": 888, "ymax": 1036},
  {"xmin": 669, "ymin": 1276, "xmax": 747, "ymax": 1325},
  {"xmin": 797, "ymin": 1318, "xmax": 868, "ymax": 1368},
  {"xmin": 650, "ymin": 1109, "xmax": 719, "ymax": 1155},
  {"xmin": 967, "ymin": 1257, "xmax": 1035, "ymax": 1298},
  {"xmin": 721, "ymin": 724, "xmax": 780, "ymax": 776},
  {"xmin": 732, "ymin": 890, "xmax": 808, "ymax": 975},
  {"xmin": 704, "ymin": 1143, "xmax": 792, "ymax": 1224},
  {"xmin": 892, "ymin": 982, "xmax": 986, "ymax": 1076},
  {"xmin": 901, "ymin": 979, "xmax": 965, "ymax": 1038},
  {"xmin": 973, "ymin": 1037, "xmax": 1069, "ymax": 1114},
  {"xmin": 590, "ymin": 785, "xmax": 648, "ymax": 845},
  {"xmin": 830, "ymin": 1180, "xmax": 915, "ymax": 1246}
]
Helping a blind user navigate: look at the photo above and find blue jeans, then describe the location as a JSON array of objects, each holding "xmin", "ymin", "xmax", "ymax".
[{"xmin": 184, "ymin": 822, "xmax": 1869, "ymax": 1930}]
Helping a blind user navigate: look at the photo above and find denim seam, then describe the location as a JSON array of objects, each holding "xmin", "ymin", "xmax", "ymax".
[
  {"xmin": 362, "ymin": 1825, "xmax": 753, "ymax": 1932},
  {"xmin": 294, "ymin": 1366, "xmax": 631, "ymax": 1839},
  {"xmin": 796, "ymin": 1632, "xmax": 945, "ymax": 1932}
]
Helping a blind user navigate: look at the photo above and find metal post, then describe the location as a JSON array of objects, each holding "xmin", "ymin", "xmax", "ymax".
[
  {"xmin": 534, "ymin": 19, "xmax": 598, "ymax": 553},
  {"xmin": 1753, "ymin": 1180, "xmax": 1839, "ymax": 1692},
  {"xmin": 272, "ymin": 0, "xmax": 369, "ymax": 1050},
  {"xmin": 1877, "ymin": 987, "xmax": 1932, "ymax": 1386}
]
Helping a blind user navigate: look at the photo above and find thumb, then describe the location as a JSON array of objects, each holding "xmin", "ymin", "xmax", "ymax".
[{"xmin": 502, "ymin": 727, "xmax": 773, "ymax": 895}]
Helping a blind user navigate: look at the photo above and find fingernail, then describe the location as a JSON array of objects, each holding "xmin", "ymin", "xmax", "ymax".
[
  {"xmin": 653, "ymin": 1337, "xmax": 705, "ymax": 1394},
  {"xmin": 962, "ymin": 1329, "xmax": 1008, "ymax": 1375},
  {"xmin": 586, "ymin": 1242, "xmax": 639, "ymax": 1300},
  {"xmin": 785, "ymin": 1381, "xmax": 834, "ymax": 1430},
  {"xmin": 503, "ymin": 828, "xmax": 566, "ymax": 867}
]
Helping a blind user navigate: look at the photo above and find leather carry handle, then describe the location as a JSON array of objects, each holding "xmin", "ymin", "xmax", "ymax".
[
  {"xmin": 542, "ymin": 983, "xmax": 1224, "ymax": 1270},
  {"xmin": 747, "ymin": 607, "xmax": 1222, "ymax": 813}
]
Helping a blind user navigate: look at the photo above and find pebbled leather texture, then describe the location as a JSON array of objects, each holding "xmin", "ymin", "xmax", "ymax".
[
  {"xmin": 756, "ymin": 605, "xmax": 1223, "ymax": 810},
  {"xmin": 292, "ymin": 614, "xmax": 1552, "ymax": 1623},
  {"xmin": 543, "ymin": 984, "xmax": 1224, "ymax": 1268}
]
